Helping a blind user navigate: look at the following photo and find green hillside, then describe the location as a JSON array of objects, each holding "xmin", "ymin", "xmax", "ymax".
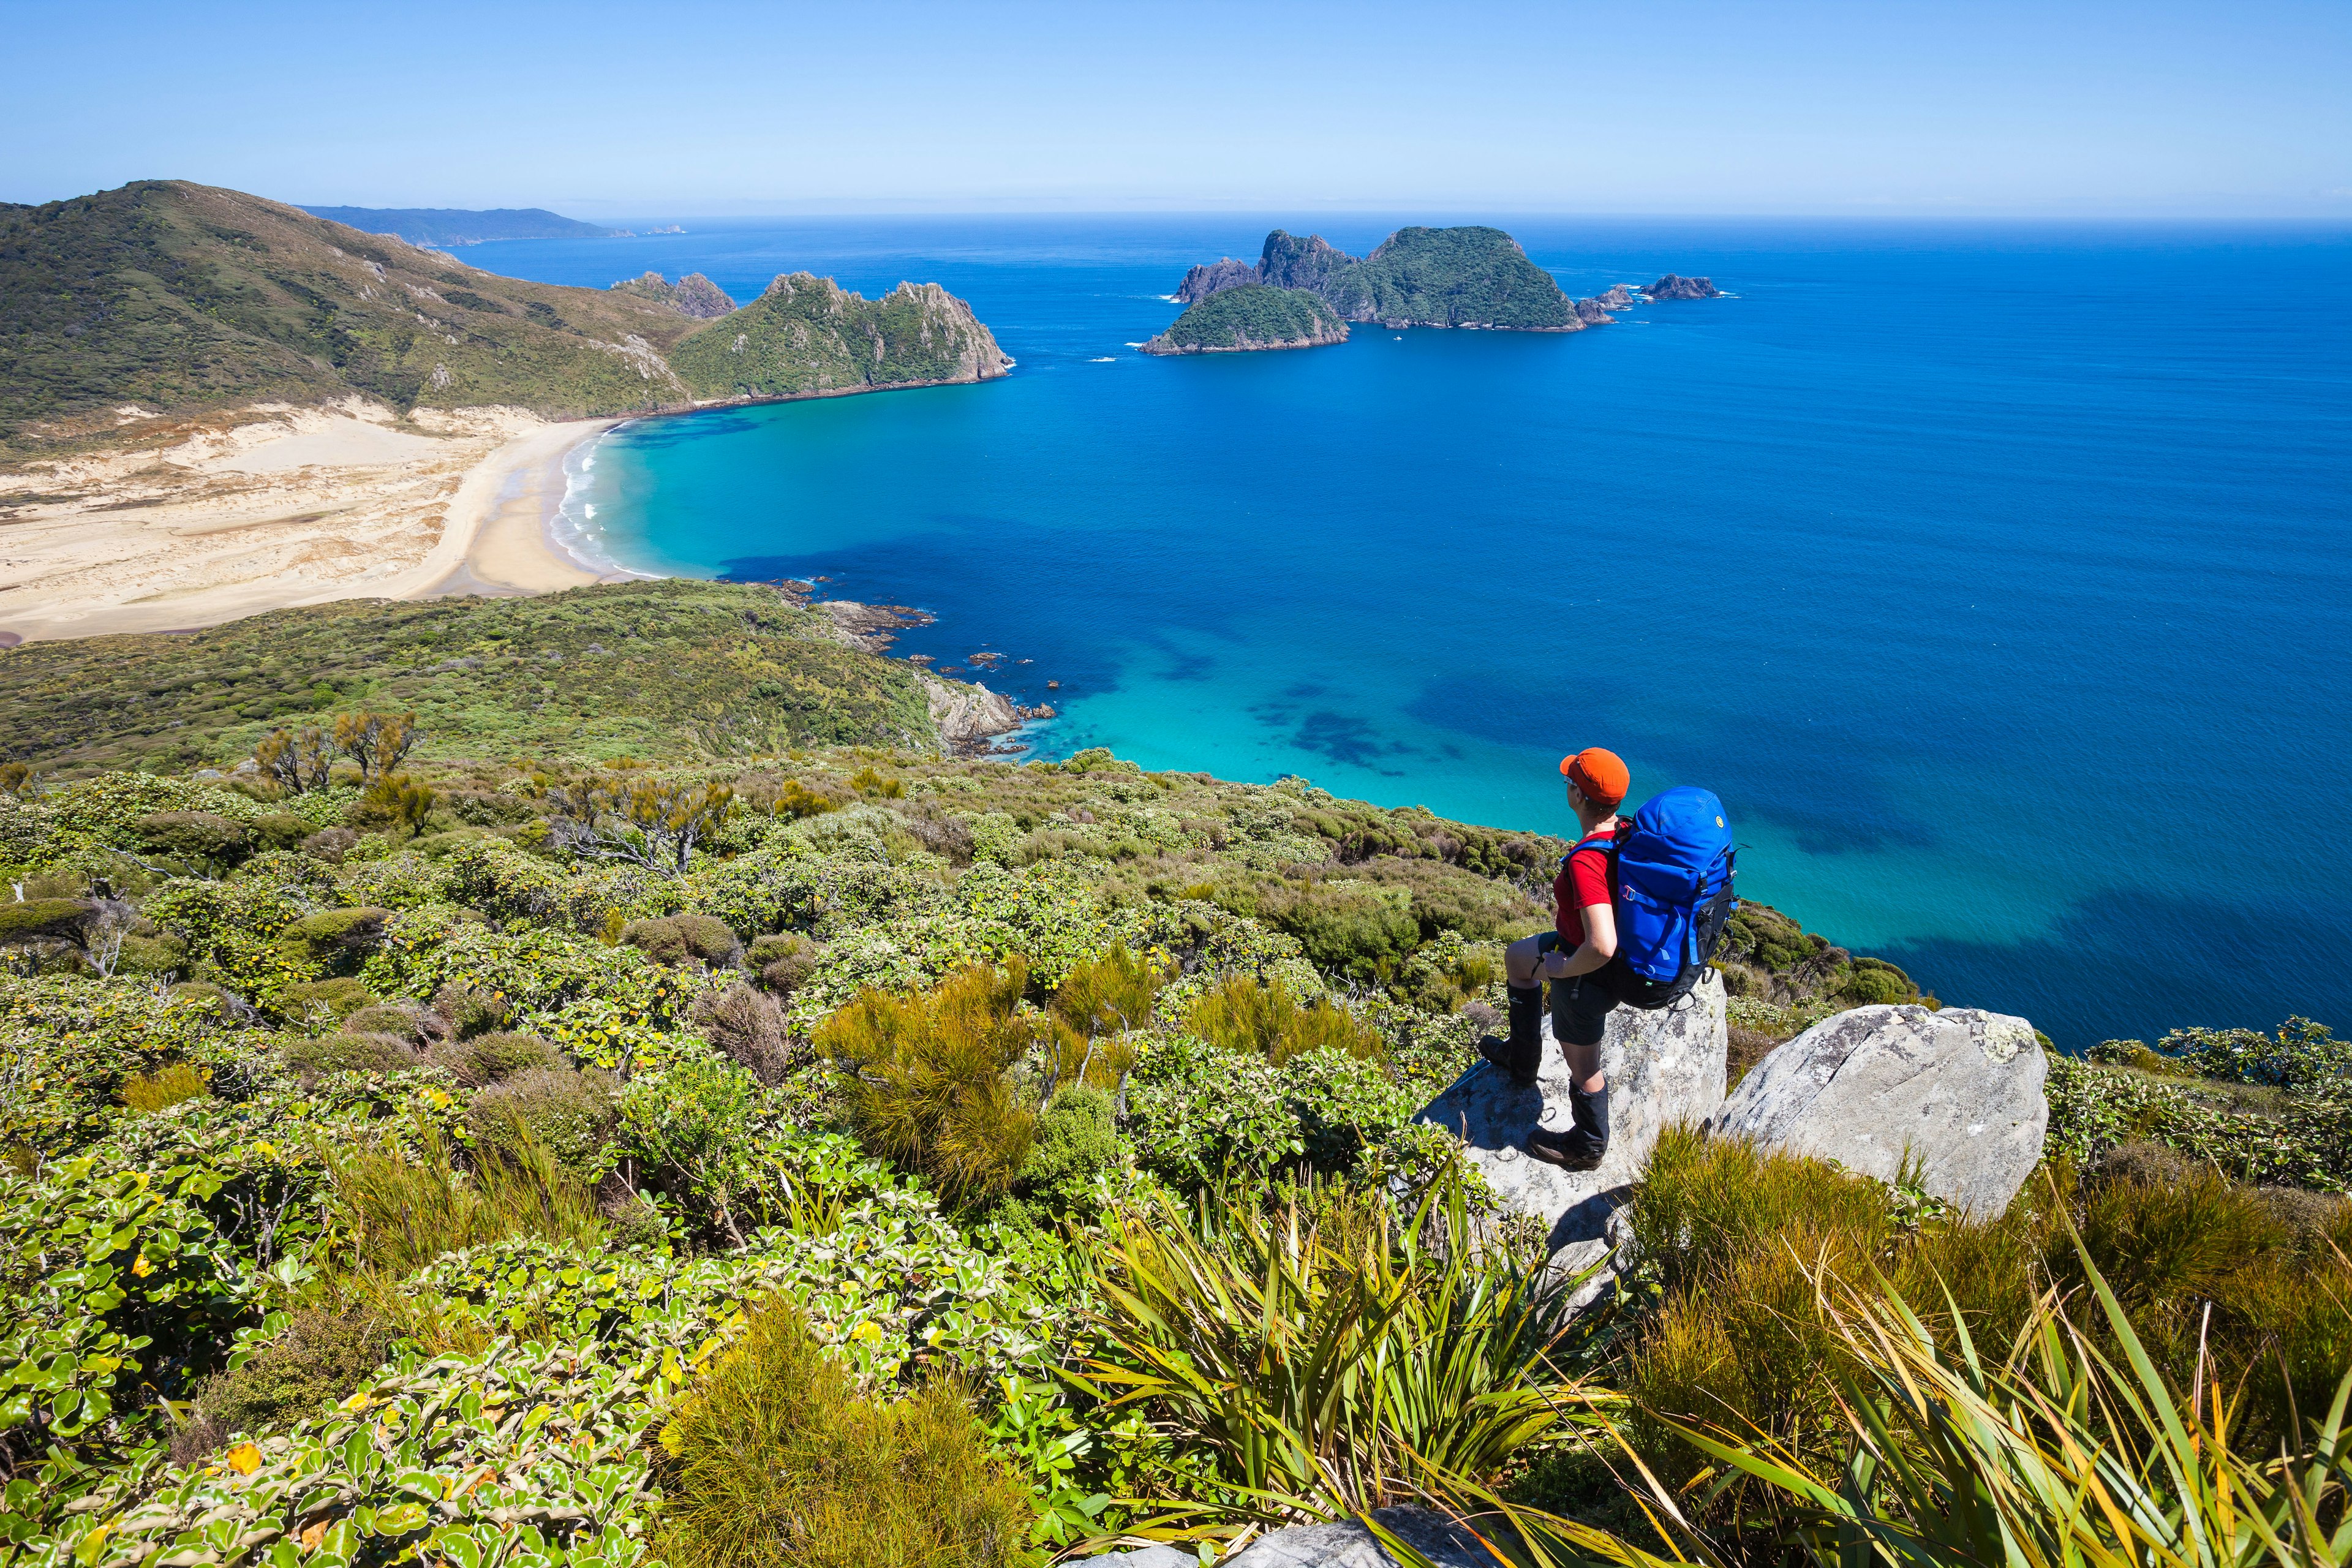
[
  {"xmin": 1259, "ymin": 224, "xmax": 1578, "ymax": 329},
  {"xmin": 0, "ymin": 580, "xmax": 944, "ymax": 774},
  {"xmin": 296, "ymin": 206, "xmax": 620, "ymax": 245},
  {"xmin": 1145, "ymin": 285, "xmax": 1345, "ymax": 353},
  {"xmin": 0, "ymin": 181, "xmax": 1006, "ymax": 461}
]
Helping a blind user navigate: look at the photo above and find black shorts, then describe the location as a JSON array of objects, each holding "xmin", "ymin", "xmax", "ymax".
[{"xmin": 1534, "ymin": 930, "xmax": 1619, "ymax": 1047}]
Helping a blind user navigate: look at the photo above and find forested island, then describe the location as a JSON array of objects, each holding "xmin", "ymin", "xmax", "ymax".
[
  {"xmin": 1140, "ymin": 285, "xmax": 1346, "ymax": 354},
  {"xmin": 1152, "ymin": 225, "xmax": 1724, "ymax": 354}
]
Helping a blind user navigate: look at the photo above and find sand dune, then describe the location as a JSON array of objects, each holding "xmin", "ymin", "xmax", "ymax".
[{"xmin": 0, "ymin": 400, "xmax": 620, "ymax": 644}]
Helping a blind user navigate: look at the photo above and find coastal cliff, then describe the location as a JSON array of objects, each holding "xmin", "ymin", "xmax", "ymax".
[
  {"xmin": 1142, "ymin": 285, "xmax": 1347, "ymax": 355},
  {"xmin": 609, "ymin": 270, "xmax": 737, "ymax": 319},
  {"xmin": 668, "ymin": 274, "xmax": 1009, "ymax": 401},
  {"xmin": 0, "ymin": 181, "xmax": 1009, "ymax": 463}
]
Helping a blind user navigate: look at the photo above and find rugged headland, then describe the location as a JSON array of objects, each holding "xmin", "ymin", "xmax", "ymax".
[
  {"xmin": 1140, "ymin": 285, "xmax": 1347, "ymax": 355},
  {"xmin": 295, "ymin": 205, "xmax": 625, "ymax": 246},
  {"xmin": 0, "ymin": 181, "xmax": 1012, "ymax": 643}
]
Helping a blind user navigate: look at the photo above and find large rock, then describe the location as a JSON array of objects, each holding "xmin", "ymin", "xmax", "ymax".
[
  {"xmin": 1415, "ymin": 971, "xmax": 1726, "ymax": 1284},
  {"xmin": 1646, "ymin": 273, "xmax": 1722, "ymax": 300},
  {"xmin": 1714, "ymin": 1005, "xmax": 2046, "ymax": 1215},
  {"xmin": 1066, "ymin": 1509, "xmax": 1494, "ymax": 1568}
]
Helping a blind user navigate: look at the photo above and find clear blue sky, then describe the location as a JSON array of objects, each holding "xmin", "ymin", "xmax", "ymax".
[{"xmin": 6, "ymin": 0, "xmax": 2346, "ymax": 218}]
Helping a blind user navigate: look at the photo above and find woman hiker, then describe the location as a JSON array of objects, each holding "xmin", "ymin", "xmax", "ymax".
[{"xmin": 1477, "ymin": 746, "xmax": 1628, "ymax": 1172}]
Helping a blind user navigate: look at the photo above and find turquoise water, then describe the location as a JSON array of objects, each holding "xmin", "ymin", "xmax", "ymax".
[{"xmin": 463, "ymin": 218, "xmax": 2351, "ymax": 1047}]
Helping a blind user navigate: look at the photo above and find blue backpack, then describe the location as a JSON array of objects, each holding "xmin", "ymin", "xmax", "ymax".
[{"xmin": 1597, "ymin": 786, "xmax": 1738, "ymax": 1009}]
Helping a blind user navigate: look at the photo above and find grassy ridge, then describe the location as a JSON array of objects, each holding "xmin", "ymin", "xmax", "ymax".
[
  {"xmin": 1147, "ymin": 285, "xmax": 1344, "ymax": 353},
  {"xmin": 0, "ymin": 581, "xmax": 946, "ymax": 772},
  {"xmin": 0, "ymin": 181, "xmax": 1004, "ymax": 460}
]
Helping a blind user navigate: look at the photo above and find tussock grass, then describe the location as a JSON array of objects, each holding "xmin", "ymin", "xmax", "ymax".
[
  {"xmin": 328, "ymin": 1117, "xmax": 603, "ymax": 1280},
  {"xmin": 652, "ymin": 1295, "xmax": 1036, "ymax": 1568}
]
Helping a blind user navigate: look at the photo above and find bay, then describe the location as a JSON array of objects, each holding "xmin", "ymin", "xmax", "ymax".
[{"xmin": 461, "ymin": 216, "xmax": 2352, "ymax": 1047}]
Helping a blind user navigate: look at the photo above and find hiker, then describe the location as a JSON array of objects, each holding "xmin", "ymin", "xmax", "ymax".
[
  {"xmin": 1478, "ymin": 748, "xmax": 1740, "ymax": 1172},
  {"xmin": 1480, "ymin": 747, "xmax": 1628, "ymax": 1169}
]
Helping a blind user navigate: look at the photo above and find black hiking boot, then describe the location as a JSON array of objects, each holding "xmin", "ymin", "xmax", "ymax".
[
  {"xmin": 1525, "ymin": 1083, "xmax": 1610, "ymax": 1170},
  {"xmin": 1476, "ymin": 983, "xmax": 1544, "ymax": 1085}
]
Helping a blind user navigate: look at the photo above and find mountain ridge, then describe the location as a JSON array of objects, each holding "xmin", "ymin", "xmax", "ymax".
[{"xmin": 0, "ymin": 181, "xmax": 1009, "ymax": 463}]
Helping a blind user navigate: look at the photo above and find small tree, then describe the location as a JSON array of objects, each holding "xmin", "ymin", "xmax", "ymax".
[
  {"xmin": 546, "ymin": 777, "xmax": 736, "ymax": 876},
  {"xmin": 255, "ymin": 725, "xmax": 333, "ymax": 793},
  {"xmin": 332, "ymin": 710, "xmax": 420, "ymax": 782}
]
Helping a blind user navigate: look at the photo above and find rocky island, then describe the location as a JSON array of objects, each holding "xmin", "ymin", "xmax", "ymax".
[
  {"xmin": 1142, "ymin": 284, "xmax": 1347, "ymax": 355},
  {"xmin": 1161, "ymin": 224, "xmax": 1705, "ymax": 352},
  {"xmin": 1647, "ymin": 273, "xmax": 1722, "ymax": 300}
]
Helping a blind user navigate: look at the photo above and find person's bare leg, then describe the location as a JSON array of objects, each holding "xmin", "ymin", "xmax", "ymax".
[
  {"xmin": 1504, "ymin": 933, "xmax": 1545, "ymax": 987},
  {"xmin": 1562, "ymin": 1040, "xmax": 1605, "ymax": 1096}
]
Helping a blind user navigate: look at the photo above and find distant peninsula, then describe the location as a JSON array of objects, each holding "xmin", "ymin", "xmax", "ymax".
[
  {"xmin": 296, "ymin": 205, "xmax": 624, "ymax": 246},
  {"xmin": 1159, "ymin": 228, "xmax": 1732, "ymax": 356},
  {"xmin": 1142, "ymin": 285, "xmax": 1346, "ymax": 355}
]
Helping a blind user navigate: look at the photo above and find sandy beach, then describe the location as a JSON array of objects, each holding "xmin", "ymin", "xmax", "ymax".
[{"xmin": 0, "ymin": 401, "xmax": 623, "ymax": 646}]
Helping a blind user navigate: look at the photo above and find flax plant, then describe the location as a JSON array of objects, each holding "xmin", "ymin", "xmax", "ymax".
[
  {"xmin": 1632, "ymin": 1226, "xmax": 2352, "ymax": 1568},
  {"xmin": 1071, "ymin": 1168, "xmax": 1615, "ymax": 1547}
]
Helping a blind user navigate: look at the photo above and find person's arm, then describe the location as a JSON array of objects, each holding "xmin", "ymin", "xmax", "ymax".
[{"xmin": 1542, "ymin": 901, "xmax": 1619, "ymax": 976}]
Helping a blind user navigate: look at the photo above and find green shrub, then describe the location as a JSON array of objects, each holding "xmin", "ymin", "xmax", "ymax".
[
  {"xmin": 121, "ymin": 1063, "xmax": 212, "ymax": 1114},
  {"xmin": 278, "ymin": 976, "xmax": 378, "ymax": 1025},
  {"xmin": 2158, "ymin": 1016, "xmax": 2351, "ymax": 1088},
  {"xmin": 429, "ymin": 1030, "xmax": 559, "ymax": 1087},
  {"xmin": 1837, "ymin": 957, "xmax": 1917, "ymax": 1005},
  {"xmin": 653, "ymin": 1295, "xmax": 1036, "ymax": 1568},
  {"xmin": 469, "ymin": 1065, "xmax": 620, "ymax": 1178},
  {"xmin": 1186, "ymin": 973, "xmax": 1384, "ymax": 1065},
  {"xmin": 277, "ymin": 906, "xmax": 391, "ymax": 968},
  {"xmin": 622, "ymin": 913, "xmax": 744, "ymax": 968},
  {"xmin": 748, "ymin": 931, "xmax": 823, "ymax": 995},
  {"xmin": 820, "ymin": 963, "xmax": 1039, "ymax": 1208},
  {"xmin": 111, "ymin": 931, "xmax": 187, "ymax": 976},
  {"xmin": 341, "ymin": 1002, "xmax": 423, "ymax": 1041},
  {"xmin": 184, "ymin": 1307, "xmax": 396, "ymax": 1444},
  {"xmin": 283, "ymin": 1031, "xmax": 418, "ymax": 1076},
  {"xmin": 1015, "ymin": 1085, "xmax": 1122, "ymax": 1215},
  {"xmin": 252, "ymin": 812, "xmax": 310, "ymax": 850},
  {"xmin": 0, "ymin": 897, "xmax": 97, "ymax": 946},
  {"xmin": 134, "ymin": 810, "xmax": 252, "ymax": 865}
]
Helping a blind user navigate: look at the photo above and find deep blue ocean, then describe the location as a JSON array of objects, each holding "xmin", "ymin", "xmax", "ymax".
[{"xmin": 456, "ymin": 217, "xmax": 2351, "ymax": 1049}]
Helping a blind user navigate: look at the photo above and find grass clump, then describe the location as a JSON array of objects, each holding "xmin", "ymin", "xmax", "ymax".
[
  {"xmin": 652, "ymin": 1295, "xmax": 1036, "ymax": 1568},
  {"xmin": 330, "ymin": 1119, "xmax": 604, "ymax": 1279},
  {"xmin": 821, "ymin": 963, "xmax": 1041, "ymax": 1208},
  {"xmin": 1187, "ymin": 973, "xmax": 1385, "ymax": 1065},
  {"xmin": 121, "ymin": 1063, "xmax": 211, "ymax": 1114}
]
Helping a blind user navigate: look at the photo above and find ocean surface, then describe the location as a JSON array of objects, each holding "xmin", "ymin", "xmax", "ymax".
[{"xmin": 457, "ymin": 217, "xmax": 2351, "ymax": 1048}]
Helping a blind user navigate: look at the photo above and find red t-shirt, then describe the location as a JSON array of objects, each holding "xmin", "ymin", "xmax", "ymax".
[{"xmin": 1554, "ymin": 823, "xmax": 1619, "ymax": 945}]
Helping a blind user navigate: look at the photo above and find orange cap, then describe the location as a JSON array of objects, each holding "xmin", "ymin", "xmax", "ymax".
[{"xmin": 1560, "ymin": 747, "xmax": 1629, "ymax": 807}]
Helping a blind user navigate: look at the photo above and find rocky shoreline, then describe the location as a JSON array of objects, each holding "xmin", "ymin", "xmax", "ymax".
[{"xmin": 763, "ymin": 581, "xmax": 1050, "ymax": 755}]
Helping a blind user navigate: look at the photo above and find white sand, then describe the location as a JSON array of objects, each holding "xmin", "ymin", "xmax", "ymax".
[
  {"xmin": 0, "ymin": 399, "xmax": 622, "ymax": 644},
  {"xmin": 219, "ymin": 417, "xmax": 446, "ymax": 473}
]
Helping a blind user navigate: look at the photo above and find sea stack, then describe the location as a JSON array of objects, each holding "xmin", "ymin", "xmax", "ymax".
[{"xmin": 1648, "ymin": 274, "xmax": 1722, "ymax": 300}]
